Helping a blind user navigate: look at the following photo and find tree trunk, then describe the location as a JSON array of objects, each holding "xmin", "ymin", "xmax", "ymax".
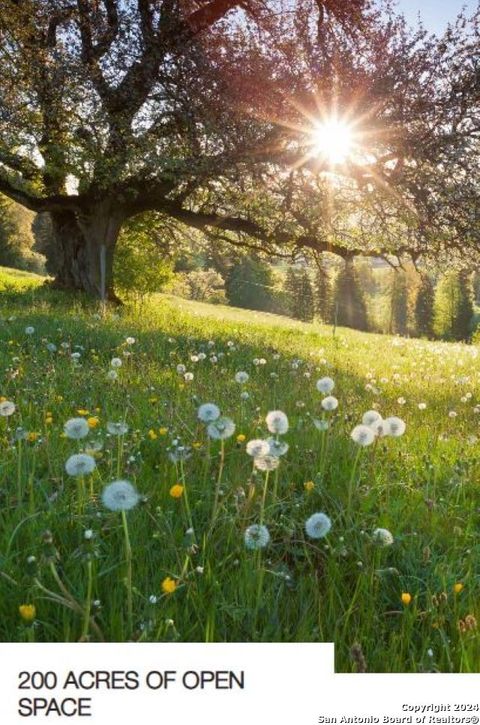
[{"xmin": 50, "ymin": 202, "xmax": 124, "ymax": 301}]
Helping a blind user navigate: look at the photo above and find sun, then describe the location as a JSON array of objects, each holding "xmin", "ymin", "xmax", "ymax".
[{"xmin": 311, "ymin": 117, "xmax": 354, "ymax": 164}]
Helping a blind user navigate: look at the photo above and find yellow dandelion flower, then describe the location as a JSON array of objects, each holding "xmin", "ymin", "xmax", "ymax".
[
  {"xmin": 149, "ymin": 397, "xmax": 158, "ymax": 404},
  {"xmin": 77, "ymin": 409, "xmax": 89, "ymax": 416},
  {"xmin": 304, "ymin": 481, "xmax": 315, "ymax": 492},
  {"xmin": 169, "ymin": 484, "xmax": 184, "ymax": 499},
  {"xmin": 27, "ymin": 432, "xmax": 39, "ymax": 442},
  {"xmin": 0, "ymin": 396, "xmax": 6, "ymax": 402},
  {"xmin": 454, "ymin": 582, "xmax": 464, "ymax": 594},
  {"xmin": 401, "ymin": 592, "xmax": 412, "ymax": 606},
  {"xmin": 56, "ymin": 395, "xmax": 63, "ymax": 402},
  {"xmin": 162, "ymin": 577, "xmax": 177, "ymax": 595},
  {"xmin": 158, "ymin": 427, "xmax": 168, "ymax": 435},
  {"xmin": 192, "ymin": 441, "xmax": 202, "ymax": 449},
  {"xmin": 45, "ymin": 417, "xmax": 53, "ymax": 425},
  {"xmin": 148, "ymin": 429, "xmax": 158, "ymax": 440},
  {"xmin": 87, "ymin": 417, "xmax": 99, "ymax": 428},
  {"xmin": 236, "ymin": 434, "xmax": 246, "ymax": 443},
  {"xmin": 19, "ymin": 604, "xmax": 36, "ymax": 622}
]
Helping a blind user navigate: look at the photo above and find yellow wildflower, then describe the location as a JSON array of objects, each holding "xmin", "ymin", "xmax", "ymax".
[
  {"xmin": 401, "ymin": 592, "xmax": 412, "ymax": 606},
  {"xmin": 453, "ymin": 582, "xmax": 464, "ymax": 594},
  {"xmin": 304, "ymin": 481, "xmax": 315, "ymax": 493},
  {"xmin": 158, "ymin": 427, "xmax": 168, "ymax": 435},
  {"xmin": 87, "ymin": 417, "xmax": 99, "ymax": 428},
  {"xmin": 162, "ymin": 577, "xmax": 177, "ymax": 595},
  {"xmin": 27, "ymin": 432, "xmax": 39, "ymax": 442},
  {"xmin": 148, "ymin": 429, "xmax": 158, "ymax": 440},
  {"xmin": 236, "ymin": 434, "xmax": 246, "ymax": 443},
  {"xmin": 169, "ymin": 484, "xmax": 184, "ymax": 499},
  {"xmin": 19, "ymin": 604, "xmax": 36, "ymax": 622}
]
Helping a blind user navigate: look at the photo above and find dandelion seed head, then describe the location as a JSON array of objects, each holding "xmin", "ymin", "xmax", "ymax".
[
  {"xmin": 107, "ymin": 421, "xmax": 129, "ymax": 436},
  {"xmin": 65, "ymin": 453, "xmax": 96, "ymax": 476},
  {"xmin": 64, "ymin": 417, "xmax": 89, "ymax": 439},
  {"xmin": 244, "ymin": 524, "xmax": 270, "ymax": 550},
  {"xmin": 266, "ymin": 410, "xmax": 289, "ymax": 435},
  {"xmin": 372, "ymin": 528, "xmax": 394, "ymax": 546},
  {"xmin": 267, "ymin": 437, "xmax": 289, "ymax": 457},
  {"xmin": 321, "ymin": 396, "xmax": 338, "ymax": 411},
  {"xmin": 0, "ymin": 400, "xmax": 16, "ymax": 417},
  {"xmin": 316, "ymin": 377, "xmax": 335, "ymax": 394},
  {"xmin": 384, "ymin": 416, "xmax": 406, "ymax": 437},
  {"xmin": 305, "ymin": 512, "xmax": 332, "ymax": 539},
  {"xmin": 254, "ymin": 455, "xmax": 280, "ymax": 471},
  {"xmin": 362, "ymin": 410, "xmax": 382, "ymax": 427},
  {"xmin": 101, "ymin": 480, "xmax": 139, "ymax": 512},
  {"xmin": 350, "ymin": 424, "xmax": 375, "ymax": 447},
  {"xmin": 197, "ymin": 403, "xmax": 221, "ymax": 423},
  {"xmin": 246, "ymin": 439, "xmax": 270, "ymax": 458},
  {"xmin": 207, "ymin": 416, "xmax": 235, "ymax": 440}
]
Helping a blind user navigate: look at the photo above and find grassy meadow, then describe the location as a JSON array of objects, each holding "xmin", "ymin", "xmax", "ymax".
[{"xmin": 0, "ymin": 266, "xmax": 479, "ymax": 672}]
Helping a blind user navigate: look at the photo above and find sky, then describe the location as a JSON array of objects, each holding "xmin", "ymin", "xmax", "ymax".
[{"xmin": 395, "ymin": 0, "xmax": 478, "ymax": 33}]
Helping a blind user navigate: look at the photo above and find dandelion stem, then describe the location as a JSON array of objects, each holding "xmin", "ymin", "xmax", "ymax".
[
  {"xmin": 347, "ymin": 448, "xmax": 362, "ymax": 512},
  {"xmin": 121, "ymin": 510, "xmax": 133, "ymax": 634},
  {"xmin": 259, "ymin": 470, "xmax": 270, "ymax": 526},
  {"xmin": 211, "ymin": 440, "xmax": 225, "ymax": 523},
  {"xmin": 179, "ymin": 460, "xmax": 194, "ymax": 533},
  {"xmin": 16, "ymin": 438, "xmax": 23, "ymax": 502},
  {"xmin": 81, "ymin": 559, "xmax": 93, "ymax": 640}
]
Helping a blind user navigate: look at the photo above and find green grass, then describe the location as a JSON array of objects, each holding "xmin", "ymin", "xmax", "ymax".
[{"xmin": 0, "ymin": 268, "xmax": 479, "ymax": 672}]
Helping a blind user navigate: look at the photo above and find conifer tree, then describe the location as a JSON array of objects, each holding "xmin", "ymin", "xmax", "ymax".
[
  {"xmin": 390, "ymin": 270, "xmax": 408, "ymax": 335},
  {"xmin": 414, "ymin": 274, "xmax": 435, "ymax": 338},
  {"xmin": 334, "ymin": 259, "xmax": 369, "ymax": 331},
  {"xmin": 315, "ymin": 265, "xmax": 332, "ymax": 323}
]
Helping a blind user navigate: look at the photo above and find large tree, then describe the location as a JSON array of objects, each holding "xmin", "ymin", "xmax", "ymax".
[{"xmin": 0, "ymin": 1, "xmax": 479, "ymax": 299}]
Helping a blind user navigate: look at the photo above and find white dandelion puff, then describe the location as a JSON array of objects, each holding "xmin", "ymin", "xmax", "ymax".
[
  {"xmin": 362, "ymin": 410, "xmax": 382, "ymax": 427},
  {"xmin": 64, "ymin": 417, "xmax": 89, "ymax": 439},
  {"xmin": 207, "ymin": 416, "xmax": 236, "ymax": 440},
  {"xmin": 316, "ymin": 377, "xmax": 335, "ymax": 394},
  {"xmin": 384, "ymin": 416, "xmax": 406, "ymax": 437},
  {"xmin": 246, "ymin": 439, "xmax": 271, "ymax": 458},
  {"xmin": 101, "ymin": 480, "xmax": 139, "ymax": 512},
  {"xmin": 254, "ymin": 455, "xmax": 280, "ymax": 471},
  {"xmin": 65, "ymin": 453, "xmax": 96, "ymax": 477},
  {"xmin": 372, "ymin": 528, "xmax": 394, "ymax": 546},
  {"xmin": 305, "ymin": 512, "xmax": 332, "ymax": 539},
  {"xmin": 25, "ymin": 326, "xmax": 35, "ymax": 335},
  {"xmin": 197, "ymin": 403, "xmax": 221, "ymax": 423},
  {"xmin": 350, "ymin": 424, "xmax": 375, "ymax": 447},
  {"xmin": 244, "ymin": 524, "xmax": 270, "ymax": 550},
  {"xmin": 265, "ymin": 410, "xmax": 289, "ymax": 435},
  {"xmin": 0, "ymin": 400, "xmax": 16, "ymax": 417},
  {"xmin": 110, "ymin": 357, "xmax": 122, "ymax": 368},
  {"xmin": 321, "ymin": 396, "xmax": 338, "ymax": 411},
  {"xmin": 235, "ymin": 371, "xmax": 249, "ymax": 384},
  {"xmin": 267, "ymin": 437, "xmax": 289, "ymax": 457},
  {"xmin": 107, "ymin": 421, "xmax": 129, "ymax": 436}
]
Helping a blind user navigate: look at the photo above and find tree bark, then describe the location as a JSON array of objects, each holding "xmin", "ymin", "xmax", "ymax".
[{"xmin": 50, "ymin": 202, "xmax": 124, "ymax": 301}]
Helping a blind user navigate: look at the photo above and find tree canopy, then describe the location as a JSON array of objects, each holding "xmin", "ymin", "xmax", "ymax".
[{"xmin": 0, "ymin": 1, "xmax": 479, "ymax": 298}]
